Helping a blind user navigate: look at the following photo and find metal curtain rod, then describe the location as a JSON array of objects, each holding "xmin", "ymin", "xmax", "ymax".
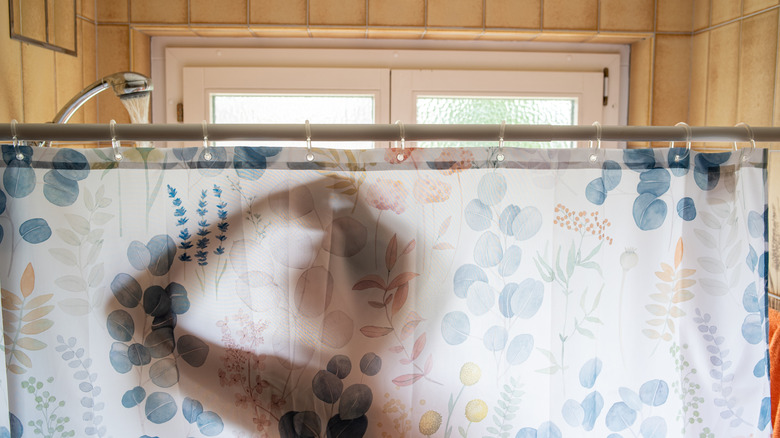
[{"xmin": 2, "ymin": 123, "xmax": 780, "ymax": 143}]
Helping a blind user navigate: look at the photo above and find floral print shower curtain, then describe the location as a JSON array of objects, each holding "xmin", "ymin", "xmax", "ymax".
[{"xmin": 0, "ymin": 144, "xmax": 771, "ymax": 437}]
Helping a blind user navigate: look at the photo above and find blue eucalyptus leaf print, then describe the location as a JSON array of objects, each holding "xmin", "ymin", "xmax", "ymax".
[
  {"xmin": 623, "ymin": 149, "xmax": 655, "ymax": 171},
  {"xmin": 326, "ymin": 414, "xmax": 367, "ymax": 438},
  {"xmin": 639, "ymin": 416, "xmax": 667, "ymax": 438},
  {"xmin": 149, "ymin": 358, "xmax": 178, "ymax": 387},
  {"xmin": 741, "ymin": 314, "xmax": 764, "ymax": 344},
  {"xmin": 515, "ymin": 428, "xmax": 537, "ymax": 438},
  {"xmin": 578, "ymin": 358, "xmax": 602, "ymax": 389},
  {"xmin": 455, "ymin": 267, "xmax": 487, "ymax": 298},
  {"xmin": 3, "ymin": 161, "xmax": 35, "ymax": 198},
  {"xmin": 747, "ymin": 210, "xmax": 765, "ymax": 239},
  {"xmin": 0, "ymin": 189, "xmax": 6, "ymax": 214},
  {"xmin": 233, "ymin": 146, "xmax": 281, "ymax": 180},
  {"xmin": 602, "ymin": 160, "xmax": 622, "ymax": 190},
  {"xmin": 43, "ymin": 169, "xmax": 80, "ymax": 206},
  {"xmin": 632, "ymin": 193, "xmax": 667, "ymax": 231},
  {"xmin": 144, "ymin": 328, "xmax": 175, "ymax": 358},
  {"xmin": 512, "ymin": 206, "xmax": 542, "ymax": 241},
  {"xmin": 128, "ymin": 343, "xmax": 152, "ymax": 366},
  {"xmin": 111, "ymin": 273, "xmax": 142, "ymax": 308},
  {"xmin": 121, "ymin": 386, "xmax": 146, "ymax": 408},
  {"xmin": 52, "ymin": 148, "xmax": 89, "ymax": 181},
  {"xmin": 143, "ymin": 285, "xmax": 171, "ymax": 317},
  {"xmin": 339, "ymin": 383, "xmax": 372, "ymax": 420},
  {"xmin": 638, "ymin": 379, "xmax": 668, "ymax": 406},
  {"xmin": 561, "ymin": 399, "xmax": 585, "ymax": 427},
  {"xmin": 196, "ymin": 147, "xmax": 227, "ymax": 176},
  {"xmin": 441, "ymin": 311, "xmax": 470, "ymax": 345},
  {"xmin": 0, "ymin": 225, "xmax": 4, "ymax": 245},
  {"xmin": 499, "ymin": 283, "xmax": 519, "ymax": 318},
  {"xmin": 146, "ymin": 235, "xmax": 176, "ymax": 276},
  {"xmin": 483, "ymin": 325, "xmax": 508, "ymax": 351},
  {"xmin": 605, "ymin": 402, "xmax": 637, "ymax": 431},
  {"xmin": 359, "ymin": 352, "xmax": 381, "ymax": 376},
  {"xmin": 312, "ymin": 370, "xmax": 344, "ymax": 403},
  {"xmin": 127, "ymin": 241, "xmax": 151, "ymax": 271},
  {"xmin": 9, "ymin": 413, "xmax": 22, "ymax": 438},
  {"xmin": 693, "ymin": 152, "xmax": 730, "ymax": 191},
  {"xmin": 478, "ymin": 172, "xmax": 507, "ymax": 206},
  {"xmin": 172, "ymin": 147, "xmax": 198, "ymax": 163},
  {"xmin": 182, "ymin": 397, "xmax": 203, "ymax": 423},
  {"xmin": 537, "ymin": 422, "xmax": 561, "ymax": 438},
  {"xmin": 498, "ymin": 245, "xmax": 522, "ymax": 277},
  {"xmin": 107, "ymin": 309, "xmax": 135, "ymax": 342},
  {"xmin": 109, "ymin": 342, "xmax": 133, "ymax": 373},
  {"xmin": 19, "ymin": 218, "xmax": 51, "ymax": 243},
  {"xmin": 166, "ymin": 282, "xmax": 190, "ymax": 314},
  {"xmin": 144, "ymin": 392, "xmax": 177, "ymax": 424},
  {"xmin": 667, "ymin": 148, "xmax": 690, "ymax": 176},
  {"xmin": 581, "ymin": 391, "xmax": 604, "ymax": 431},
  {"xmin": 2, "ymin": 144, "xmax": 32, "ymax": 164},
  {"xmin": 474, "ymin": 231, "xmax": 503, "ymax": 267},
  {"xmin": 585, "ymin": 178, "xmax": 607, "ymax": 205},
  {"xmin": 499, "ymin": 204, "xmax": 521, "ymax": 235},
  {"xmin": 743, "ymin": 282, "xmax": 760, "ymax": 313},
  {"xmin": 466, "ymin": 281, "xmax": 495, "ymax": 316},
  {"xmin": 197, "ymin": 411, "xmax": 225, "ymax": 436},
  {"xmin": 754, "ymin": 355, "xmax": 768, "ymax": 378},
  {"xmin": 676, "ymin": 197, "xmax": 696, "ymax": 221},
  {"xmin": 637, "ymin": 168, "xmax": 670, "ymax": 197},
  {"xmin": 511, "ymin": 278, "xmax": 544, "ymax": 319},
  {"xmin": 177, "ymin": 334, "xmax": 209, "ymax": 367},
  {"xmin": 759, "ymin": 397, "xmax": 772, "ymax": 430},
  {"xmin": 759, "ymin": 251, "xmax": 769, "ymax": 278},
  {"xmin": 465, "ymin": 199, "xmax": 492, "ymax": 231},
  {"xmin": 618, "ymin": 387, "xmax": 643, "ymax": 411},
  {"xmin": 327, "ymin": 355, "xmax": 352, "ymax": 379},
  {"xmin": 505, "ymin": 334, "xmax": 533, "ymax": 365},
  {"xmin": 747, "ymin": 245, "xmax": 758, "ymax": 271}
]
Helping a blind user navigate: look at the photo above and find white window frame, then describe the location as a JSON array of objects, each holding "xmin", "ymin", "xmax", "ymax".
[{"xmin": 153, "ymin": 40, "xmax": 627, "ymax": 148}]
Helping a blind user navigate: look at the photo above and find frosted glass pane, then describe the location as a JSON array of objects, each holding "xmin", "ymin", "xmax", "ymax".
[
  {"xmin": 211, "ymin": 94, "xmax": 375, "ymax": 149},
  {"xmin": 416, "ymin": 96, "xmax": 577, "ymax": 148}
]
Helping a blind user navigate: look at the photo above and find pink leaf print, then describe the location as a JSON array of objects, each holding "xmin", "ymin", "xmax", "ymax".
[
  {"xmin": 439, "ymin": 216, "xmax": 452, "ymax": 237},
  {"xmin": 411, "ymin": 333, "xmax": 426, "ymax": 361},
  {"xmin": 388, "ymin": 272, "xmax": 419, "ymax": 291},
  {"xmin": 391, "ymin": 284, "xmax": 408, "ymax": 318},
  {"xmin": 432, "ymin": 242, "xmax": 455, "ymax": 250},
  {"xmin": 360, "ymin": 326, "xmax": 394, "ymax": 338},
  {"xmin": 401, "ymin": 239, "xmax": 416, "ymax": 256},
  {"xmin": 392, "ymin": 373, "xmax": 425, "ymax": 386},
  {"xmin": 400, "ymin": 358, "xmax": 412, "ymax": 365},
  {"xmin": 424, "ymin": 355, "xmax": 433, "ymax": 374},
  {"xmin": 353, "ymin": 275, "xmax": 387, "ymax": 291},
  {"xmin": 386, "ymin": 234, "xmax": 398, "ymax": 271},
  {"xmin": 388, "ymin": 345, "xmax": 404, "ymax": 353},
  {"xmin": 400, "ymin": 319, "xmax": 422, "ymax": 340}
]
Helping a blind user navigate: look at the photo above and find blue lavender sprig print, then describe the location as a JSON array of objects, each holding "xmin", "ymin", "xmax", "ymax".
[
  {"xmin": 195, "ymin": 189, "xmax": 211, "ymax": 266},
  {"xmin": 213, "ymin": 185, "xmax": 228, "ymax": 256},
  {"xmin": 168, "ymin": 185, "xmax": 192, "ymax": 262}
]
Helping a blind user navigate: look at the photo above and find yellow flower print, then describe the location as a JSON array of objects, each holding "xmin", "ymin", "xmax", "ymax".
[
  {"xmin": 465, "ymin": 399, "xmax": 488, "ymax": 423},
  {"xmin": 418, "ymin": 410, "xmax": 442, "ymax": 436},
  {"xmin": 459, "ymin": 362, "xmax": 481, "ymax": 386}
]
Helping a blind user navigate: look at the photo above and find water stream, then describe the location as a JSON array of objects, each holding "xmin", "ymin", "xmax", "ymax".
[{"xmin": 120, "ymin": 93, "xmax": 152, "ymax": 147}]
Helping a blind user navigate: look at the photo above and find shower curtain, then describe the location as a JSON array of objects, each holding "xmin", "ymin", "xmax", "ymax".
[{"xmin": 0, "ymin": 143, "xmax": 770, "ymax": 437}]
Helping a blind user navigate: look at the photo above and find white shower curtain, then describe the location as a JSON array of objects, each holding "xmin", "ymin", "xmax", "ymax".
[{"xmin": 0, "ymin": 143, "xmax": 770, "ymax": 437}]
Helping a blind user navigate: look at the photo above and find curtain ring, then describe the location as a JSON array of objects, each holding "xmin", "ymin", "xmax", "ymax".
[
  {"xmin": 395, "ymin": 120, "xmax": 406, "ymax": 162},
  {"xmin": 671, "ymin": 122, "xmax": 691, "ymax": 162},
  {"xmin": 496, "ymin": 120, "xmax": 506, "ymax": 162},
  {"xmin": 202, "ymin": 121, "xmax": 213, "ymax": 161},
  {"xmin": 10, "ymin": 119, "xmax": 24, "ymax": 161},
  {"xmin": 588, "ymin": 121, "xmax": 601, "ymax": 163},
  {"xmin": 735, "ymin": 122, "xmax": 756, "ymax": 162},
  {"xmin": 305, "ymin": 120, "xmax": 314, "ymax": 162},
  {"xmin": 110, "ymin": 119, "xmax": 123, "ymax": 161}
]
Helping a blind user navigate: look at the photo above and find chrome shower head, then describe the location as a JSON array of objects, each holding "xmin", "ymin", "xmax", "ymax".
[{"xmin": 52, "ymin": 71, "xmax": 153, "ymax": 124}]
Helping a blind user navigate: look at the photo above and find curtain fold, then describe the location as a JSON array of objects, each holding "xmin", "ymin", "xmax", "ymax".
[{"xmin": 0, "ymin": 144, "xmax": 770, "ymax": 437}]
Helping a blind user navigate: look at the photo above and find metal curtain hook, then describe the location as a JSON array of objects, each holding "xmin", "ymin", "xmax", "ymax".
[
  {"xmin": 497, "ymin": 120, "xmax": 506, "ymax": 162},
  {"xmin": 735, "ymin": 122, "xmax": 756, "ymax": 162},
  {"xmin": 395, "ymin": 120, "xmax": 406, "ymax": 162},
  {"xmin": 202, "ymin": 121, "xmax": 213, "ymax": 161},
  {"xmin": 110, "ymin": 119, "xmax": 123, "ymax": 161},
  {"xmin": 10, "ymin": 119, "xmax": 24, "ymax": 161},
  {"xmin": 305, "ymin": 120, "xmax": 314, "ymax": 162},
  {"xmin": 671, "ymin": 122, "xmax": 691, "ymax": 162},
  {"xmin": 589, "ymin": 121, "xmax": 601, "ymax": 163}
]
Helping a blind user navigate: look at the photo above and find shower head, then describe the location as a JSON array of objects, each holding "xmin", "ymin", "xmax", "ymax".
[{"xmin": 52, "ymin": 71, "xmax": 153, "ymax": 124}]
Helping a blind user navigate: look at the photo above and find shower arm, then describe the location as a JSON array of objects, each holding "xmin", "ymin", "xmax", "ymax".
[{"xmin": 52, "ymin": 80, "xmax": 112, "ymax": 125}]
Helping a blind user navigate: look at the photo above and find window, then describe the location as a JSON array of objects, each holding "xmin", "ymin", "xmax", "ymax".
[{"xmin": 162, "ymin": 46, "xmax": 624, "ymax": 148}]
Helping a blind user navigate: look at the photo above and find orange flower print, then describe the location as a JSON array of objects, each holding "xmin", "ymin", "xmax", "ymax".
[
  {"xmin": 553, "ymin": 203, "xmax": 613, "ymax": 245},
  {"xmin": 432, "ymin": 149, "xmax": 474, "ymax": 175},
  {"xmin": 366, "ymin": 178, "xmax": 408, "ymax": 214},
  {"xmin": 414, "ymin": 176, "xmax": 452, "ymax": 204}
]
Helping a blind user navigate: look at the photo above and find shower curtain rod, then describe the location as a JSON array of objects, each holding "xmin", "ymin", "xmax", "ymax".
[{"xmin": 2, "ymin": 123, "xmax": 780, "ymax": 143}]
